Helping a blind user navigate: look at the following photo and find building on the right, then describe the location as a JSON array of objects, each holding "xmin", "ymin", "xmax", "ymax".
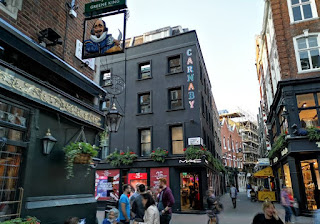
[{"xmin": 256, "ymin": 0, "xmax": 320, "ymax": 213}]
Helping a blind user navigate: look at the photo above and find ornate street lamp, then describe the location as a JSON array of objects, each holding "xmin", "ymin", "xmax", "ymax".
[
  {"xmin": 105, "ymin": 103, "xmax": 123, "ymax": 132},
  {"xmin": 42, "ymin": 129, "xmax": 57, "ymax": 155}
]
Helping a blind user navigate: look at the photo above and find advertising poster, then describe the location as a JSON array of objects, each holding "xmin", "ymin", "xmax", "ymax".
[
  {"xmin": 95, "ymin": 169, "xmax": 120, "ymax": 201},
  {"xmin": 127, "ymin": 173, "xmax": 148, "ymax": 191},
  {"xmin": 150, "ymin": 167, "xmax": 170, "ymax": 192}
]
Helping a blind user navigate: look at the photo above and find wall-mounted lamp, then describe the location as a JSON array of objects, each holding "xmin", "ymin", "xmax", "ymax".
[
  {"xmin": 42, "ymin": 129, "xmax": 57, "ymax": 155},
  {"xmin": 38, "ymin": 28, "xmax": 62, "ymax": 47},
  {"xmin": 105, "ymin": 103, "xmax": 123, "ymax": 133}
]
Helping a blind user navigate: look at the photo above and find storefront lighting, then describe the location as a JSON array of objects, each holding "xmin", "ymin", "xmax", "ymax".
[
  {"xmin": 105, "ymin": 103, "xmax": 123, "ymax": 133},
  {"xmin": 42, "ymin": 129, "xmax": 57, "ymax": 155}
]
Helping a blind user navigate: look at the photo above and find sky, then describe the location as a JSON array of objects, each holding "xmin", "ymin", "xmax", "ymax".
[{"xmin": 124, "ymin": 0, "xmax": 265, "ymax": 116}]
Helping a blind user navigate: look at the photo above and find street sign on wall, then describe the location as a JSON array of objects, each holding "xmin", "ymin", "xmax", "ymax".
[
  {"xmin": 188, "ymin": 137, "xmax": 203, "ymax": 146},
  {"xmin": 84, "ymin": 0, "xmax": 127, "ymax": 17},
  {"xmin": 258, "ymin": 158, "xmax": 270, "ymax": 166}
]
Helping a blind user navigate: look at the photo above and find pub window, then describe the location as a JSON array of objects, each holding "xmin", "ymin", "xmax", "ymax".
[
  {"xmin": 296, "ymin": 93, "xmax": 319, "ymax": 128},
  {"xmin": 139, "ymin": 62, "xmax": 151, "ymax": 79},
  {"xmin": 168, "ymin": 55, "xmax": 182, "ymax": 74},
  {"xmin": 138, "ymin": 92, "xmax": 151, "ymax": 114},
  {"xmin": 140, "ymin": 128, "xmax": 151, "ymax": 156},
  {"xmin": 102, "ymin": 70, "xmax": 112, "ymax": 87},
  {"xmin": 171, "ymin": 125, "xmax": 184, "ymax": 154}
]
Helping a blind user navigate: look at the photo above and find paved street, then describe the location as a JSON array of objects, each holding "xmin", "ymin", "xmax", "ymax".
[{"xmin": 97, "ymin": 192, "xmax": 314, "ymax": 224}]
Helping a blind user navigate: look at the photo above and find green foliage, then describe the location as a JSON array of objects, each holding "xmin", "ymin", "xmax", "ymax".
[
  {"xmin": 307, "ymin": 127, "xmax": 320, "ymax": 141},
  {"xmin": 105, "ymin": 149, "xmax": 138, "ymax": 166},
  {"xmin": 64, "ymin": 142, "xmax": 99, "ymax": 179},
  {"xmin": 184, "ymin": 146, "xmax": 226, "ymax": 172},
  {"xmin": 0, "ymin": 216, "xmax": 40, "ymax": 224},
  {"xmin": 268, "ymin": 134, "xmax": 287, "ymax": 159},
  {"xmin": 99, "ymin": 130, "xmax": 109, "ymax": 147},
  {"xmin": 150, "ymin": 148, "xmax": 169, "ymax": 163}
]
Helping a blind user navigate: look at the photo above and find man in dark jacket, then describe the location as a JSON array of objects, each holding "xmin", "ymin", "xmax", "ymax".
[
  {"xmin": 157, "ymin": 178, "xmax": 175, "ymax": 224},
  {"xmin": 132, "ymin": 184, "xmax": 146, "ymax": 221}
]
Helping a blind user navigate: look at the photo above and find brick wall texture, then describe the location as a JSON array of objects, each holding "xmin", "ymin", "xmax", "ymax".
[
  {"xmin": 0, "ymin": 0, "xmax": 94, "ymax": 79},
  {"xmin": 270, "ymin": 0, "xmax": 320, "ymax": 80}
]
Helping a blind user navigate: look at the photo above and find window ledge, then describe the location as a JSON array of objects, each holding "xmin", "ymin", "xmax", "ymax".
[
  {"xmin": 136, "ymin": 112, "xmax": 153, "ymax": 116},
  {"xmin": 137, "ymin": 77, "xmax": 153, "ymax": 81},
  {"xmin": 166, "ymin": 70, "xmax": 184, "ymax": 76},
  {"xmin": 298, "ymin": 68, "xmax": 320, "ymax": 74},
  {"xmin": 290, "ymin": 17, "xmax": 319, "ymax": 25},
  {"xmin": 167, "ymin": 107, "xmax": 185, "ymax": 112}
]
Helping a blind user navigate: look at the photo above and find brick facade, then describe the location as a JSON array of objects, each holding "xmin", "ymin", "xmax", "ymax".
[
  {"xmin": 220, "ymin": 119, "xmax": 243, "ymax": 169},
  {"xmin": 271, "ymin": 0, "xmax": 320, "ymax": 80},
  {"xmin": 0, "ymin": 0, "xmax": 94, "ymax": 79}
]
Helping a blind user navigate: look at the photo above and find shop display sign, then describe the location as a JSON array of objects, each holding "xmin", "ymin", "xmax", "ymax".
[
  {"xmin": 188, "ymin": 137, "xmax": 203, "ymax": 146},
  {"xmin": 128, "ymin": 173, "xmax": 148, "ymax": 191},
  {"xmin": 179, "ymin": 159, "xmax": 202, "ymax": 164},
  {"xmin": 0, "ymin": 65, "xmax": 102, "ymax": 127},
  {"xmin": 273, "ymin": 157, "xmax": 278, "ymax": 163},
  {"xmin": 281, "ymin": 148, "xmax": 288, "ymax": 156},
  {"xmin": 82, "ymin": 10, "xmax": 126, "ymax": 59},
  {"xmin": 95, "ymin": 169, "xmax": 120, "ymax": 201},
  {"xmin": 85, "ymin": 0, "xmax": 127, "ymax": 16},
  {"xmin": 150, "ymin": 167, "xmax": 170, "ymax": 191},
  {"xmin": 258, "ymin": 158, "xmax": 270, "ymax": 166}
]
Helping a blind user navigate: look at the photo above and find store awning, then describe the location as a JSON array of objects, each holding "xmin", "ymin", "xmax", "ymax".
[{"xmin": 253, "ymin": 166, "xmax": 274, "ymax": 178}]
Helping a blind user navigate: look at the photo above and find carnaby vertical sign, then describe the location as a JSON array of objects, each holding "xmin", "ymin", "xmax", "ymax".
[{"xmin": 186, "ymin": 49, "xmax": 195, "ymax": 109}]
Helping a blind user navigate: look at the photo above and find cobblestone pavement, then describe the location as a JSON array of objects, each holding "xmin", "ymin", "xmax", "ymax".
[{"xmin": 97, "ymin": 192, "xmax": 314, "ymax": 224}]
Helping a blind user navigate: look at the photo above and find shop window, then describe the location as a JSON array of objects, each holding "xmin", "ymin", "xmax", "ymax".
[
  {"xmin": 168, "ymin": 87, "xmax": 183, "ymax": 110},
  {"xmin": 139, "ymin": 62, "xmax": 151, "ymax": 79},
  {"xmin": 301, "ymin": 159, "xmax": 320, "ymax": 210},
  {"xmin": 168, "ymin": 55, "xmax": 182, "ymax": 74},
  {"xmin": 139, "ymin": 129, "xmax": 151, "ymax": 156},
  {"xmin": 283, "ymin": 163, "xmax": 292, "ymax": 188},
  {"xmin": 278, "ymin": 107, "xmax": 288, "ymax": 134},
  {"xmin": 299, "ymin": 109, "xmax": 318, "ymax": 128},
  {"xmin": 297, "ymin": 93, "xmax": 316, "ymax": 108},
  {"xmin": 171, "ymin": 125, "xmax": 184, "ymax": 154},
  {"xmin": 294, "ymin": 34, "xmax": 320, "ymax": 72},
  {"xmin": 0, "ymin": 101, "xmax": 27, "ymax": 128},
  {"xmin": 287, "ymin": 0, "xmax": 318, "ymax": 23},
  {"xmin": 138, "ymin": 92, "xmax": 151, "ymax": 114}
]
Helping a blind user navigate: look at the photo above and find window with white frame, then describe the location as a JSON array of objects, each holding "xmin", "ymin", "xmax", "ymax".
[
  {"xmin": 223, "ymin": 136, "xmax": 226, "ymax": 149},
  {"xmin": 287, "ymin": 0, "xmax": 318, "ymax": 23},
  {"xmin": 295, "ymin": 34, "xmax": 320, "ymax": 72},
  {"xmin": 227, "ymin": 138, "xmax": 230, "ymax": 151}
]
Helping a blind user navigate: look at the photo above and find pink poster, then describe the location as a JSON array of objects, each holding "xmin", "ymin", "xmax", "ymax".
[
  {"xmin": 150, "ymin": 167, "xmax": 170, "ymax": 192},
  {"xmin": 95, "ymin": 169, "xmax": 120, "ymax": 201}
]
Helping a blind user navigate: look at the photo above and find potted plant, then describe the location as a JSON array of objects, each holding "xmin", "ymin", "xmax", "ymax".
[
  {"xmin": 150, "ymin": 147, "xmax": 169, "ymax": 163},
  {"xmin": 1, "ymin": 216, "xmax": 40, "ymax": 224},
  {"xmin": 106, "ymin": 149, "xmax": 138, "ymax": 166},
  {"xmin": 183, "ymin": 145, "xmax": 209, "ymax": 160},
  {"xmin": 64, "ymin": 142, "xmax": 99, "ymax": 179}
]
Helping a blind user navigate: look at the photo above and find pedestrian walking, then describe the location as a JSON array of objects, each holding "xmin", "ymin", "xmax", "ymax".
[
  {"xmin": 132, "ymin": 184, "xmax": 147, "ymax": 222},
  {"xmin": 247, "ymin": 183, "xmax": 252, "ymax": 199},
  {"xmin": 314, "ymin": 209, "xmax": 320, "ymax": 224},
  {"xmin": 281, "ymin": 186, "xmax": 292, "ymax": 224},
  {"xmin": 252, "ymin": 201, "xmax": 284, "ymax": 224},
  {"xmin": 157, "ymin": 178, "xmax": 175, "ymax": 224},
  {"xmin": 103, "ymin": 208, "xmax": 120, "ymax": 224},
  {"xmin": 119, "ymin": 184, "xmax": 131, "ymax": 224},
  {"xmin": 206, "ymin": 189, "xmax": 221, "ymax": 224},
  {"xmin": 230, "ymin": 184, "xmax": 237, "ymax": 209},
  {"xmin": 133, "ymin": 193, "xmax": 160, "ymax": 224},
  {"xmin": 288, "ymin": 188, "xmax": 298, "ymax": 223}
]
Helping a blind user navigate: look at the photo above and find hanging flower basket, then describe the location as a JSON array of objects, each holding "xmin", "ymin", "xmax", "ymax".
[
  {"xmin": 64, "ymin": 142, "xmax": 100, "ymax": 179},
  {"xmin": 73, "ymin": 153, "xmax": 92, "ymax": 164},
  {"xmin": 106, "ymin": 149, "xmax": 137, "ymax": 166}
]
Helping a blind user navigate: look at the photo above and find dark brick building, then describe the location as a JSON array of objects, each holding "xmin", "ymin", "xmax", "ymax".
[
  {"xmin": 96, "ymin": 26, "xmax": 224, "ymax": 212},
  {"xmin": 256, "ymin": 0, "xmax": 320, "ymax": 213},
  {"xmin": 0, "ymin": 1, "xmax": 105, "ymax": 223}
]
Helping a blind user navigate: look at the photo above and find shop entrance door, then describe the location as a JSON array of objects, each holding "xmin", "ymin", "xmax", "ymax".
[
  {"xmin": 180, "ymin": 172, "xmax": 200, "ymax": 211},
  {"xmin": 301, "ymin": 159, "xmax": 320, "ymax": 210}
]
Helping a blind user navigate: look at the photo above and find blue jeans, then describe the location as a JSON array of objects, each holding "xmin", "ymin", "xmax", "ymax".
[{"xmin": 283, "ymin": 206, "xmax": 292, "ymax": 222}]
